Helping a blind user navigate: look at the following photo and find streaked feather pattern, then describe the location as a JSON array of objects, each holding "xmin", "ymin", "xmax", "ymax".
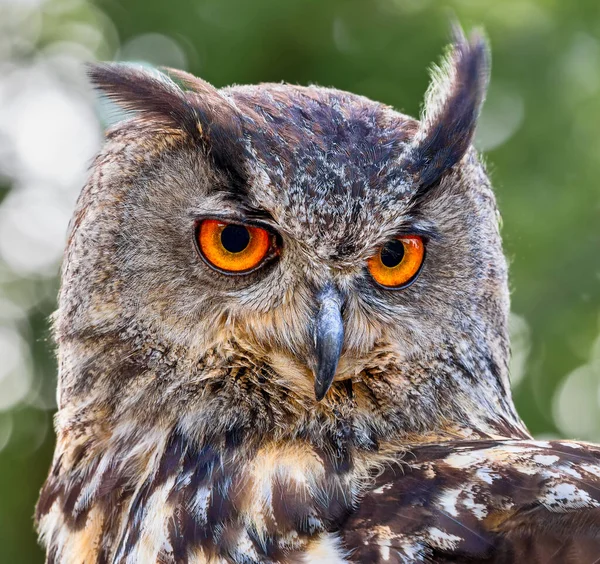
[
  {"xmin": 37, "ymin": 433, "xmax": 600, "ymax": 562},
  {"xmin": 344, "ymin": 439, "xmax": 600, "ymax": 563},
  {"xmin": 36, "ymin": 25, "xmax": 600, "ymax": 564}
]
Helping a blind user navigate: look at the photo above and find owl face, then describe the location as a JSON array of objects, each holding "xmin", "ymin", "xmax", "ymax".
[{"xmin": 57, "ymin": 30, "xmax": 519, "ymax": 438}]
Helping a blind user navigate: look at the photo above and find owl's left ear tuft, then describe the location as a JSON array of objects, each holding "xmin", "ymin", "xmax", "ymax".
[{"xmin": 403, "ymin": 26, "xmax": 490, "ymax": 191}]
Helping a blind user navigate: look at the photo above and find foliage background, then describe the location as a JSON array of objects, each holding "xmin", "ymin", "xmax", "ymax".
[{"xmin": 0, "ymin": 0, "xmax": 598, "ymax": 560}]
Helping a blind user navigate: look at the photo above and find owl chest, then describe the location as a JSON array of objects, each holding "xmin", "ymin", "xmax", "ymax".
[{"xmin": 115, "ymin": 441, "xmax": 352, "ymax": 562}]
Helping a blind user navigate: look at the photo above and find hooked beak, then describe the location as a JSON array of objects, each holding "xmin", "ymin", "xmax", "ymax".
[{"xmin": 313, "ymin": 284, "xmax": 344, "ymax": 401}]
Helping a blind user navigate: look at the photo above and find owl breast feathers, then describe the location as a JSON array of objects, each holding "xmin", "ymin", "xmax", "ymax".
[{"xmin": 36, "ymin": 27, "xmax": 600, "ymax": 563}]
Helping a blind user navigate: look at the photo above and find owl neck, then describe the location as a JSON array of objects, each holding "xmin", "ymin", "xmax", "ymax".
[{"xmin": 56, "ymin": 329, "xmax": 529, "ymax": 455}]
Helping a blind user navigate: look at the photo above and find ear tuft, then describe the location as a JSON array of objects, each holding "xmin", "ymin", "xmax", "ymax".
[
  {"xmin": 87, "ymin": 63, "xmax": 246, "ymax": 181},
  {"xmin": 162, "ymin": 67, "xmax": 246, "ymax": 178},
  {"xmin": 87, "ymin": 63, "xmax": 202, "ymax": 139},
  {"xmin": 403, "ymin": 26, "xmax": 490, "ymax": 190}
]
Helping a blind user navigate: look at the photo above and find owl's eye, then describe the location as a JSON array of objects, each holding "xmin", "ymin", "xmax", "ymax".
[
  {"xmin": 367, "ymin": 235, "xmax": 425, "ymax": 289},
  {"xmin": 196, "ymin": 219, "xmax": 277, "ymax": 274}
]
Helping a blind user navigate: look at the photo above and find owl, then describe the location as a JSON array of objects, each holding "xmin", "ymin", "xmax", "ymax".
[{"xmin": 36, "ymin": 27, "xmax": 600, "ymax": 563}]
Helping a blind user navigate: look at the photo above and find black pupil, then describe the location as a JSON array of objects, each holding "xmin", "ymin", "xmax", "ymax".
[
  {"xmin": 221, "ymin": 224, "xmax": 251, "ymax": 253},
  {"xmin": 380, "ymin": 239, "xmax": 405, "ymax": 268}
]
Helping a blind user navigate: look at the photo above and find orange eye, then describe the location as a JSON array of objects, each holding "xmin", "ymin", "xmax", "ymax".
[
  {"xmin": 367, "ymin": 235, "xmax": 425, "ymax": 288},
  {"xmin": 196, "ymin": 219, "xmax": 275, "ymax": 274}
]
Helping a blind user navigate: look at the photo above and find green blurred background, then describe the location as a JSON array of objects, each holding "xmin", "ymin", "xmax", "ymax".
[{"xmin": 0, "ymin": 0, "xmax": 598, "ymax": 561}]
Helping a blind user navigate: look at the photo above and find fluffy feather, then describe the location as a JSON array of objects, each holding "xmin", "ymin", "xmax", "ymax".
[{"xmin": 36, "ymin": 28, "xmax": 600, "ymax": 564}]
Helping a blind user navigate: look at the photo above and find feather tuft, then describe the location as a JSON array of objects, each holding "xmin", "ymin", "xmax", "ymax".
[
  {"xmin": 87, "ymin": 63, "xmax": 247, "ymax": 182},
  {"xmin": 403, "ymin": 25, "xmax": 490, "ymax": 190}
]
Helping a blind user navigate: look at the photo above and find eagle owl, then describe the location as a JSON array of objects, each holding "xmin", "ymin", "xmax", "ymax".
[{"xmin": 36, "ymin": 28, "xmax": 600, "ymax": 563}]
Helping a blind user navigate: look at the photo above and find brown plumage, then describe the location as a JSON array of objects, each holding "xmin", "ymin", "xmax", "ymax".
[{"xmin": 36, "ymin": 27, "xmax": 600, "ymax": 563}]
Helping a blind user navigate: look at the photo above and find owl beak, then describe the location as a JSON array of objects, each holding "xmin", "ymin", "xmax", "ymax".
[{"xmin": 313, "ymin": 284, "xmax": 344, "ymax": 401}]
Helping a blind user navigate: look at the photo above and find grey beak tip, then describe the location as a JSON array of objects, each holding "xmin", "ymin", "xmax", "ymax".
[
  {"xmin": 314, "ymin": 372, "xmax": 334, "ymax": 402},
  {"xmin": 313, "ymin": 284, "xmax": 344, "ymax": 401},
  {"xmin": 314, "ymin": 385, "xmax": 328, "ymax": 402}
]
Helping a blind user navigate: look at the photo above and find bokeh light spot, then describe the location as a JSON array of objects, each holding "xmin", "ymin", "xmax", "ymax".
[
  {"xmin": 0, "ymin": 325, "xmax": 32, "ymax": 411},
  {"xmin": 119, "ymin": 33, "xmax": 188, "ymax": 69}
]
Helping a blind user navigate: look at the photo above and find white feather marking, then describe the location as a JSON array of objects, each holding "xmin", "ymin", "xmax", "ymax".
[
  {"xmin": 560, "ymin": 441, "xmax": 583, "ymax": 449},
  {"xmin": 462, "ymin": 486, "xmax": 488, "ymax": 520},
  {"xmin": 189, "ymin": 486, "xmax": 211, "ymax": 524},
  {"xmin": 372, "ymin": 482, "xmax": 393, "ymax": 494},
  {"xmin": 302, "ymin": 533, "xmax": 350, "ymax": 563},
  {"xmin": 380, "ymin": 541, "xmax": 391, "ymax": 561},
  {"xmin": 125, "ymin": 477, "xmax": 176, "ymax": 564},
  {"xmin": 541, "ymin": 482, "xmax": 600, "ymax": 511},
  {"xmin": 533, "ymin": 454, "xmax": 560, "ymax": 466},
  {"xmin": 475, "ymin": 468, "xmax": 497, "ymax": 485},
  {"xmin": 581, "ymin": 463, "xmax": 600, "ymax": 478},
  {"xmin": 427, "ymin": 527, "xmax": 461, "ymax": 551},
  {"xmin": 438, "ymin": 488, "xmax": 461, "ymax": 517}
]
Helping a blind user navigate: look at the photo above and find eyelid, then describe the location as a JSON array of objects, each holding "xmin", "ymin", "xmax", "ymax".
[
  {"xmin": 193, "ymin": 214, "xmax": 278, "ymax": 234},
  {"xmin": 385, "ymin": 218, "xmax": 440, "ymax": 243}
]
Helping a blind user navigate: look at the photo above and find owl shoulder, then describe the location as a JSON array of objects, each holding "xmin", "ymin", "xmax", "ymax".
[{"xmin": 342, "ymin": 439, "xmax": 600, "ymax": 563}]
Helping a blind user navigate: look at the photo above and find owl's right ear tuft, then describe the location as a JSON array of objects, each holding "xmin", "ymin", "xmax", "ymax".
[
  {"xmin": 87, "ymin": 63, "xmax": 246, "ymax": 181},
  {"xmin": 87, "ymin": 63, "xmax": 203, "ymax": 137}
]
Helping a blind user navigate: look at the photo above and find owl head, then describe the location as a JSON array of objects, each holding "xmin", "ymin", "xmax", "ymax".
[{"xmin": 55, "ymin": 28, "xmax": 525, "ymax": 450}]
